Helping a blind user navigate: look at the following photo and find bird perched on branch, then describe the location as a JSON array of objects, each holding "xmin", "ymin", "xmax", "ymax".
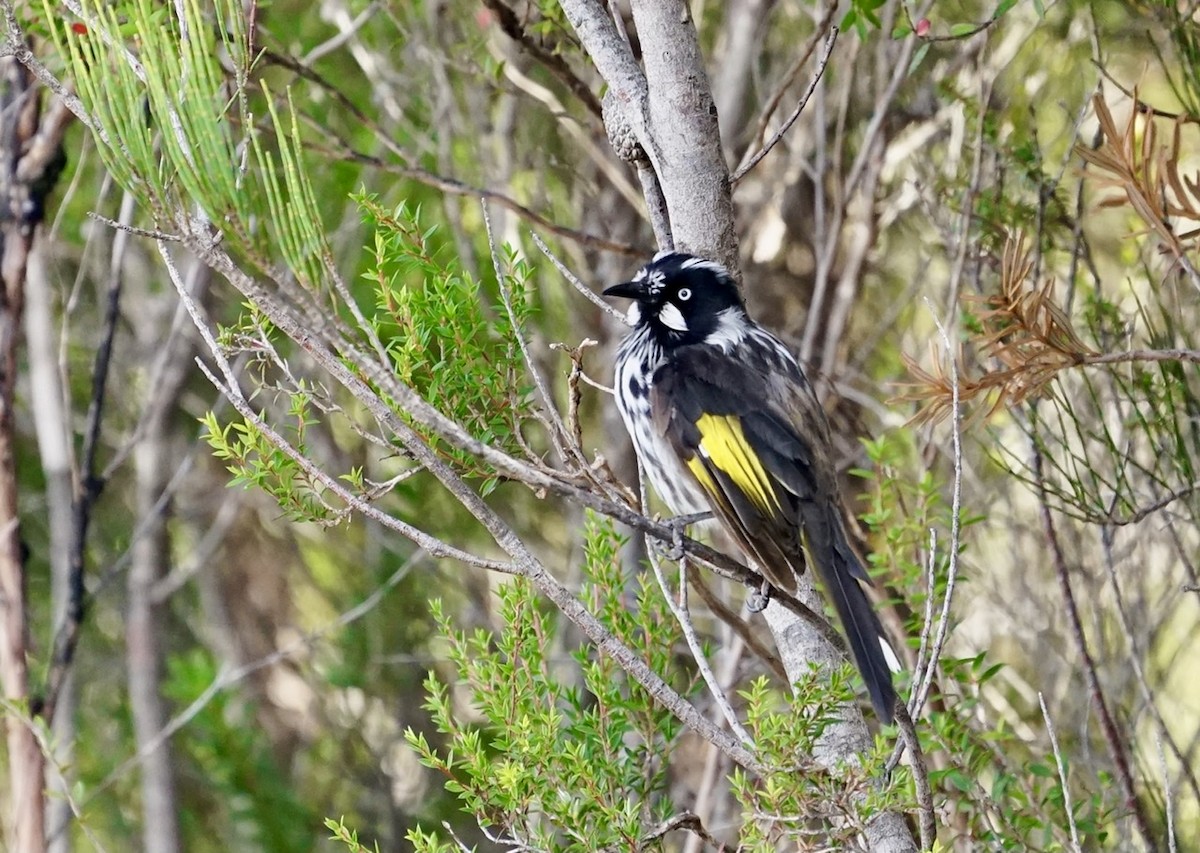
[{"xmin": 604, "ymin": 252, "xmax": 897, "ymax": 722}]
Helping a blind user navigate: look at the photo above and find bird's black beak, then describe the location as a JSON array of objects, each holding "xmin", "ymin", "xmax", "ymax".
[{"xmin": 602, "ymin": 280, "xmax": 647, "ymax": 300}]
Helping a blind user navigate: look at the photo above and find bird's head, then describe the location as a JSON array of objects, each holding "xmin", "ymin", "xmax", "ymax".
[{"xmin": 603, "ymin": 252, "xmax": 745, "ymax": 345}]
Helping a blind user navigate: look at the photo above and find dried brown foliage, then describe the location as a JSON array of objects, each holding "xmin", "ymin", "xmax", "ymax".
[
  {"xmin": 903, "ymin": 90, "xmax": 1200, "ymax": 426},
  {"xmin": 1078, "ymin": 91, "xmax": 1200, "ymax": 260},
  {"xmin": 899, "ymin": 235, "xmax": 1096, "ymax": 425}
]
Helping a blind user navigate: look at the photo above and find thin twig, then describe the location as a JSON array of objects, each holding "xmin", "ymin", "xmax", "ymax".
[
  {"xmin": 482, "ymin": 201, "xmax": 577, "ymax": 469},
  {"xmin": 531, "ymin": 230, "xmax": 628, "ymax": 323},
  {"xmin": 739, "ymin": 2, "xmax": 837, "ymax": 166},
  {"xmin": 301, "ymin": 0, "xmax": 381, "ymax": 64},
  {"xmin": 910, "ymin": 301, "xmax": 964, "ymax": 719},
  {"xmin": 905, "ymin": 528, "xmax": 938, "ymax": 717},
  {"xmin": 1156, "ymin": 731, "xmax": 1178, "ymax": 853},
  {"xmin": 646, "ymin": 550, "xmax": 756, "ymax": 749},
  {"xmin": 688, "ymin": 573, "xmax": 786, "ymax": 681},
  {"xmin": 480, "ymin": 0, "xmax": 603, "ymax": 118},
  {"xmin": 1029, "ymin": 422, "xmax": 1157, "ymax": 850},
  {"xmin": 43, "ymin": 190, "xmax": 137, "ymax": 725},
  {"xmin": 83, "ymin": 212, "xmax": 180, "ymax": 241},
  {"xmin": 1039, "ymin": 692, "xmax": 1083, "ymax": 853},
  {"xmin": 732, "ymin": 26, "xmax": 838, "ymax": 184},
  {"xmin": 640, "ymin": 811, "xmax": 731, "ymax": 852},
  {"xmin": 549, "ymin": 338, "xmax": 598, "ymax": 451}
]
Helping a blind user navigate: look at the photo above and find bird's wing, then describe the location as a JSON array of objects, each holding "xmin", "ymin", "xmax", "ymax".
[
  {"xmin": 651, "ymin": 342, "xmax": 897, "ymax": 722},
  {"xmin": 650, "ymin": 343, "xmax": 828, "ymax": 586},
  {"xmin": 651, "ymin": 348, "xmax": 787, "ymax": 574}
]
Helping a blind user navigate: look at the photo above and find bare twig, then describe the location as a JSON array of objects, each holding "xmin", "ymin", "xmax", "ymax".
[
  {"xmin": 732, "ymin": 26, "xmax": 839, "ymax": 184},
  {"xmin": 1029, "ymin": 425, "xmax": 1157, "ymax": 850},
  {"xmin": 44, "ymin": 189, "xmax": 138, "ymax": 726},
  {"xmin": 480, "ymin": 0, "xmax": 603, "ymax": 118},
  {"xmin": 1039, "ymin": 692, "xmax": 1083, "ymax": 853},
  {"xmin": 84, "ymin": 212, "xmax": 180, "ymax": 241},
  {"xmin": 641, "ymin": 811, "xmax": 731, "ymax": 851},
  {"xmin": 647, "ymin": 550, "xmax": 756, "ymax": 749},
  {"xmin": 688, "ymin": 573, "xmax": 786, "ymax": 681},
  {"xmin": 910, "ymin": 302, "xmax": 964, "ymax": 719},
  {"xmin": 739, "ymin": 2, "xmax": 837, "ymax": 165},
  {"xmin": 1157, "ymin": 731, "xmax": 1178, "ymax": 853},
  {"xmin": 483, "ymin": 201, "xmax": 577, "ymax": 469},
  {"xmin": 301, "ymin": 0, "xmax": 381, "ymax": 64},
  {"xmin": 531, "ymin": 230, "xmax": 628, "ymax": 324}
]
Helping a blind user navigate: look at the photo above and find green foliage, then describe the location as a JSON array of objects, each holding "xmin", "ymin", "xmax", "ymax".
[
  {"xmin": 29, "ymin": 0, "xmax": 1197, "ymax": 849},
  {"xmin": 51, "ymin": 0, "xmax": 332, "ymax": 289},
  {"xmin": 201, "ymin": 403, "xmax": 338, "ymax": 523},
  {"xmin": 358, "ymin": 195, "xmax": 538, "ymax": 492},
  {"xmin": 730, "ymin": 676, "xmax": 903, "ymax": 850},
  {"xmin": 326, "ymin": 816, "xmax": 381, "ymax": 853},
  {"xmin": 855, "ymin": 433, "xmax": 1119, "ymax": 849},
  {"xmin": 402, "ymin": 514, "xmax": 686, "ymax": 851}
]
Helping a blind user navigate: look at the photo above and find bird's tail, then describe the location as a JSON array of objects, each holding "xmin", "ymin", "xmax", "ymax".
[{"xmin": 805, "ymin": 514, "xmax": 898, "ymax": 723}]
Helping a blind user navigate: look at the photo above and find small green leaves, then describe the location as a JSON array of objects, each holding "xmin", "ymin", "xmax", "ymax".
[
  {"xmin": 358, "ymin": 195, "xmax": 537, "ymax": 484},
  {"xmin": 400, "ymin": 514, "xmax": 682, "ymax": 851}
]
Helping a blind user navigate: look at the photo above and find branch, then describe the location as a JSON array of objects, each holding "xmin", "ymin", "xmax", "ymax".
[
  {"xmin": 738, "ymin": 2, "xmax": 837, "ymax": 167},
  {"xmin": 43, "ymin": 190, "xmax": 136, "ymax": 725},
  {"xmin": 1039, "ymin": 692, "xmax": 1083, "ymax": 853},
  {"xmin": 648, "ymin": 550, "xmax": 756, "ymax": 749},
  {"xmin": 1030, "ymin": 425, "xmax": 1157, "ymax": 850},
  {"xmin": 732, "ymin": 25, "xmax": 838, "ymax": 184},
  {"xmin": 480, "ymin": 0, "xmax": 603, "ymax": 118}
]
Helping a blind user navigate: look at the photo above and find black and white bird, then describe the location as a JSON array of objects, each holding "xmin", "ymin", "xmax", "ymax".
[{"xmin": 604, "ymin": 251, "xmax": 897, "ymax": 722}]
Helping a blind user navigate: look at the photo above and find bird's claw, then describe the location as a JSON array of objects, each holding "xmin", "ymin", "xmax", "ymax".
[
  {"xmin": 662, "ymin": 511, "xmax": 712, "ymax": 561},
  {"xmin": 746, "ymin": 576, "xmax": 773, "ymax": 613}
]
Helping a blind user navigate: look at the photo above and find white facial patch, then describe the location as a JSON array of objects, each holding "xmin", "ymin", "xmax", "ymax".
[
  {"xmin": 703, "ymin": 307, "xmax": 748, "ymax": 350},
  {"xmin": 626, "ymin": 302, "xmax": 642, "ymax": 326},
  {"xmin": 658, "ymin": 302, "xmax": 688, "ymax": 332}
]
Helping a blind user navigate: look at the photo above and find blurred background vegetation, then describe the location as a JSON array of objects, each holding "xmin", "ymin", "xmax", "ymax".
[{"xmin": 2, "ymin": 0, "xmax": 1199, "ymax": 850}]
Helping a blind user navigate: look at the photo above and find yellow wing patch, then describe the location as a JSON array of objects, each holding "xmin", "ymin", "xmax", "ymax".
[{"xmin": 687, "ymin": 413, "xmax": 781, "ymax": 514}]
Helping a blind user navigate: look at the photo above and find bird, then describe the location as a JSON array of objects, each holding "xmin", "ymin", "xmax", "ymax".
[{"xmin": 604, "ymin": 251, "xmax": 897, "ymax": 722}]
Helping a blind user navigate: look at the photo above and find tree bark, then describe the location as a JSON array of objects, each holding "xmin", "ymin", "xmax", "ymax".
[
  {"xmin": 24, "ymin": 228, "xmax": 73, "ymax": 853},
  {"xmin": 0, "ymin": 52, "xmax": 47, "ymax": 853}
]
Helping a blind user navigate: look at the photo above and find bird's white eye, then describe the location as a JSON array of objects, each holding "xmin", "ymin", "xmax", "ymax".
[{"xmin": 677, "ymin": 287, "xmax": 692, "ymax": 301}]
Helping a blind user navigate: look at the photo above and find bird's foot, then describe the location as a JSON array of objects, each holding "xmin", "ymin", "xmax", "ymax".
[
  {"xmin": 746, "ymin": 576, "xmax": 773, "ymax": 613},
  {"xmin": 662, "ymin": 511, "xmax": 712, "ymax": 561}
]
